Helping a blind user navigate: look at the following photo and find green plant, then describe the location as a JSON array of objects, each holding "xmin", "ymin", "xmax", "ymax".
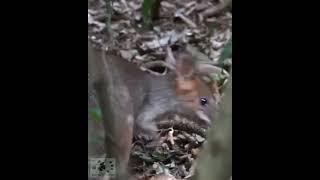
[
  {"xmin": 142, "ymin": 0, "xmax": 159, "ymax": 27},
  {"xmin": 89, "ymin": 107, "xmax": 102, "ymax": 123},
  {"xmin": 219, "ymin": 37, "xmax": 232, "ymax": 63}
]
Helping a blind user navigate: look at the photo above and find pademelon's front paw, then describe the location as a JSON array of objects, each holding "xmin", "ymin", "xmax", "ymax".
[{"xmin": 135, "ymin": 123, "xmax": 162, "ymax": 147}]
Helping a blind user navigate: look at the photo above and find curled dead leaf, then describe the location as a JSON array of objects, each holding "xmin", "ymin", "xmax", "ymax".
[{"xmin": 167, "ymin": 128, "xmax": 174, "ymax": 145}]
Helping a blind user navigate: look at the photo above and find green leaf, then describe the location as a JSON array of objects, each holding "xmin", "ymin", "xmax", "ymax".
[
  {"xmin": 210, "ymin": 73, "xmax": 228, "ymax": 84},
  {"xmin": 211, "ymin": 74, "xmax": 221, "ymax": 82},
  {"xmin": 219, "ymin": 37, "xmax": 232, "ymax": 63},
  {"xmin": 151, "ymin": 150, "xmax": 170, "ymax": 161},
  {"xmin": 89, "ymin": 107, "xmax": 102, "ymax": 123},
  {"xmin": 142, "ymin": 0, "xmax": 155, "ymax": 26}
]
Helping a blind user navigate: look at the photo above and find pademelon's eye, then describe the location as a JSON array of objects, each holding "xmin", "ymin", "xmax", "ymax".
[{"xmin": 200, "ymin": 97, "xmax": 208, "ymax": 106}]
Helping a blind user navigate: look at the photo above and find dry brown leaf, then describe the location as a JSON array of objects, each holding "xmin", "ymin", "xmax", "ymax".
[{"xmin": 149, "ymin": 174, "xmax": 176, "ymax": 180}]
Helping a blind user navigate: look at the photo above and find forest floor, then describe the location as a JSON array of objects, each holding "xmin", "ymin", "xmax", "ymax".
[{"xmin": 88, "ymin": 0, "xmax": 232, "ymax": 179}]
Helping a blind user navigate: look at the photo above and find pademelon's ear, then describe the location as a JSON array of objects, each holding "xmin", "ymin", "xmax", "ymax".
[
  {"xmin": 175, "ymin": 53, "xmax": 196, "ymax": 79},
  {"xmin": 174, "ymin": 53, "xmax": 199, "ymax": 95}
]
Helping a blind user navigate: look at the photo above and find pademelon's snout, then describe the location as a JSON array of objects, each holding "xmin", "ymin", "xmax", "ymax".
[{"xmin": 196, "ymin": 110, "xmax": 213, "ymax": 127}]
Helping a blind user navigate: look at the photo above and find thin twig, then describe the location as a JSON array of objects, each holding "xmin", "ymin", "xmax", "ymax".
[
  {"xmin": 175, "ymin": 11, "xmax": 197, "ymax": 28},
  {"xmin": 104, "ymin": 0, "xmax": 114, "ymax": 49}
]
